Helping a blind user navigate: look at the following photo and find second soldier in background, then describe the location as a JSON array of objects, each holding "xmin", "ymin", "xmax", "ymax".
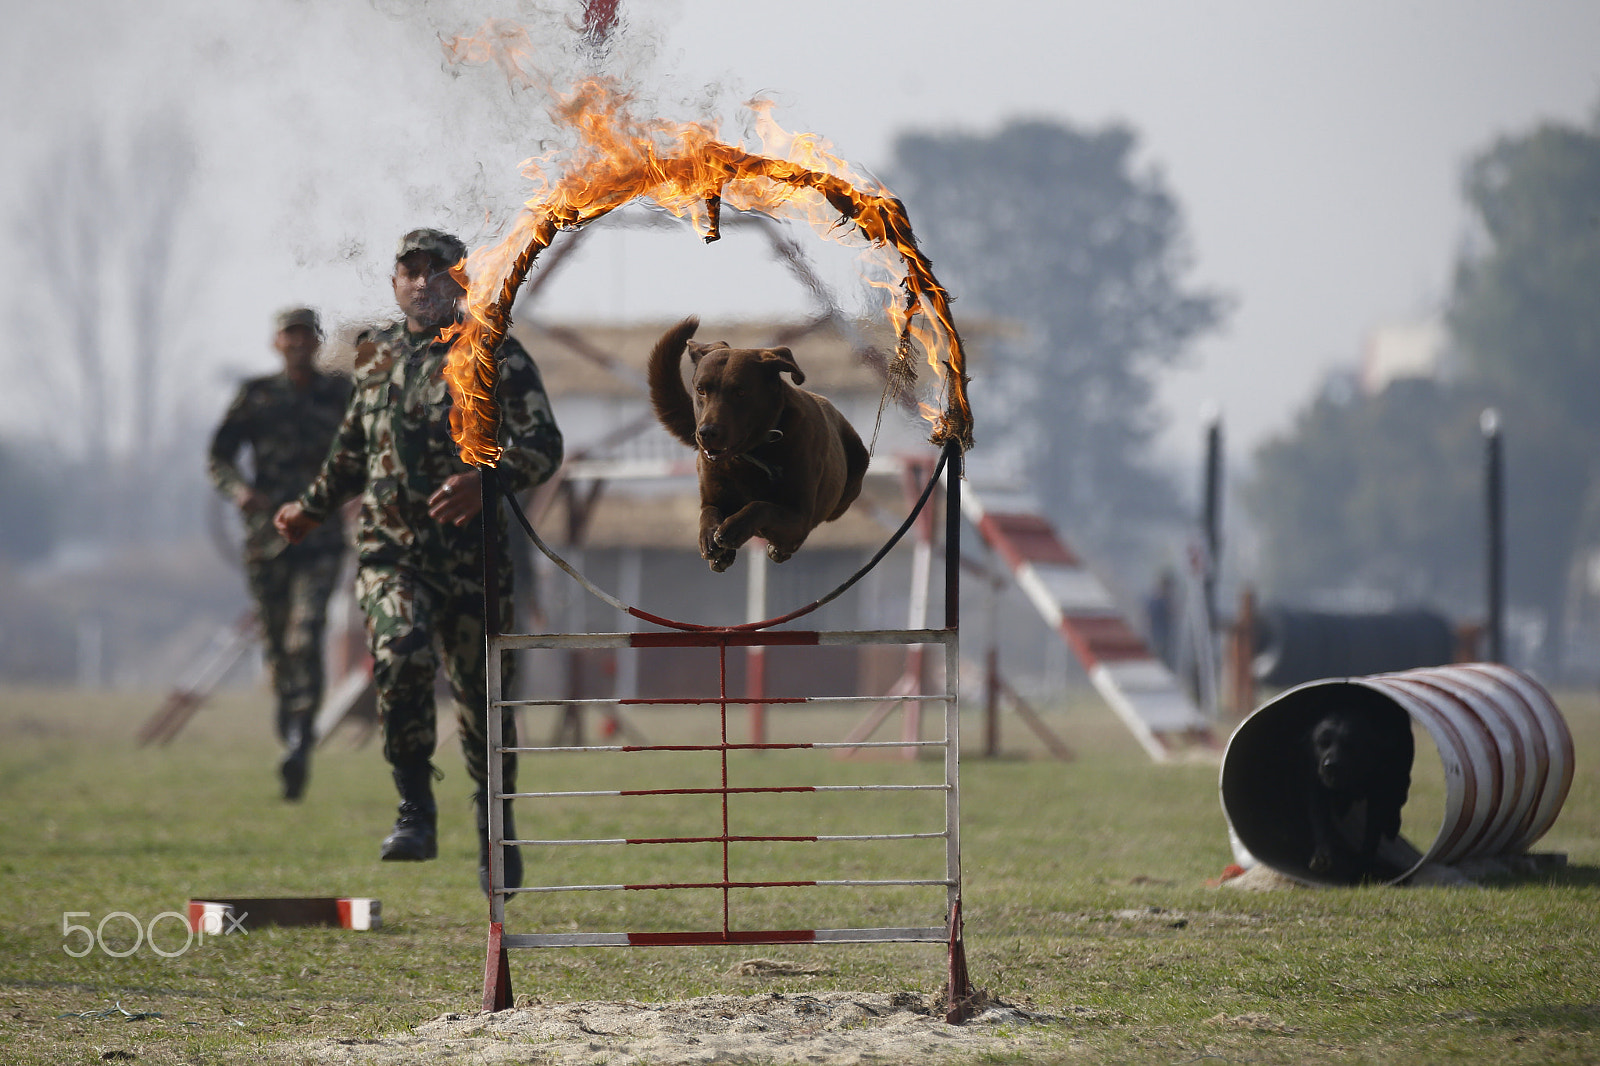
[{"xmin": 209, "ymin": 307, "xmax": 351, "ymax": 801}]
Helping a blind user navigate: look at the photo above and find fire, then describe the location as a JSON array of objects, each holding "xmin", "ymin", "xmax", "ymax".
[{"xmin": 439, "ymin": 27, "xmax": 973, "ymax": 467}]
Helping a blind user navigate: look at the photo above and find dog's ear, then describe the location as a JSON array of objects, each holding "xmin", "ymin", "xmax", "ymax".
[
  {"xmin": 687, "ymin": 339, "xmax": 728, "ymax": 366},
  {"xmin": 759, "ymin": 347, "xmax": 804, "ymax": 385}
]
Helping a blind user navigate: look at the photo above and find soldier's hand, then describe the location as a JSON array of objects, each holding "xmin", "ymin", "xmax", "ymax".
[
  {"xmin": 427, "ymin": 471, "xmax": 483, "ymax": 527},
  {"xmin": 274, "ymin": 502, "xmax": 320, "ymax": 544}
]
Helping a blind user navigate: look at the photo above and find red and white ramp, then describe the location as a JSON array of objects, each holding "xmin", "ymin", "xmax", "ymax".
[{"xmin": 961, "ymin": 488, "xmax": 1218, "ymax": 761}]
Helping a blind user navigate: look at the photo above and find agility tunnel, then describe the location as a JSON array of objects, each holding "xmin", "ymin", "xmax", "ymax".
[{"xmin": 1220, "ymin": 663, "xmax": 1574, "ymax": 886}]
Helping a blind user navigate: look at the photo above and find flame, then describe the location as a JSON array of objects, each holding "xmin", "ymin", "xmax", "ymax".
[{"xmin": 440, "ymin": 30, "xmax": 973, "ymax": 467}]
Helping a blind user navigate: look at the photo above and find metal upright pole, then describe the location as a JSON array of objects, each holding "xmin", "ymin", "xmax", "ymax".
[
  {"xmin": 944, "ymin": 443, "xmax": 962, "ymax": 631},
  {"xmin": 480, "ymin": 465, "xmax": 507, "ymax": 926},
  {"xmin": 745, "ymin": 547, "xmax": 769, "ymax": 745},
  {"xmin": 1482, "ymin": 409, "xmax": 1505, "ymax": 663}
]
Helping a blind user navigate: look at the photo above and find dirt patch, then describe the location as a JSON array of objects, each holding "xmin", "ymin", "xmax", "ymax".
[{"xmin": 287, "ymin": 992, "xmax": 1070, "ymax": 1064}]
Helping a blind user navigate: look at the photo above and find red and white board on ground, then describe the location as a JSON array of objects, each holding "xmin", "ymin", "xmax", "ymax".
[
  {"xmin": 960, "ymin": 487, "xmax": 1218, "ymax": 762},
  {"xmin": 186, "ymin": 897, "xmax": 381, "ymax": 933}
]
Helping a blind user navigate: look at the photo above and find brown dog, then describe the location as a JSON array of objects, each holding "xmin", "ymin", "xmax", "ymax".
[{"xmin": 648, "ymin": 316, "xmax": 870, "ymax": 572}]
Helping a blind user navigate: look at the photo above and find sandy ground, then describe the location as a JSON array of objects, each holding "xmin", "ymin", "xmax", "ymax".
[{"xmin": 288, "ymin": 989, "xmax": 1078, "ymax": 1065}]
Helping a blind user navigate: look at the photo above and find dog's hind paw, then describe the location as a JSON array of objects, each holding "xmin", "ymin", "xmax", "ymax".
[{"xmin": 766, "ymin": 543, "xmax": 792, "ymax": 564}]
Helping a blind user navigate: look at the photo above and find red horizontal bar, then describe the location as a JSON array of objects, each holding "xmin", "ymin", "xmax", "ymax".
[
  {"xmin": 628, "ymin": 630, "xmax": 822, "ymax": 649},
  {"xmin": 627, "ymin": 929, "xmax": 817, "ymax": 946},
  {"xmin": 625, "ymin": 835, "xmax": 820, "ymax": 845},
  {"xmin": 624, "ymin": 880, "xmax": 819, "ymax": 891},
  {"xmin": 617, "ymin": 781, "xmax": 819, "ymax": 787}
]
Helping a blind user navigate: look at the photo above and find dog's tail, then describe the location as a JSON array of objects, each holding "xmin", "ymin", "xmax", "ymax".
[{"xmin": 648, "ymin": 315, "xmax": 700, "ymax": 448}]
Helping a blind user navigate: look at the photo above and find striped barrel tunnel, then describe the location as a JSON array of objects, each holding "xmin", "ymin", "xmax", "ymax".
[{"xmin": 1220, "ymin": 663, "xmax": 1575, "ymax": 886}]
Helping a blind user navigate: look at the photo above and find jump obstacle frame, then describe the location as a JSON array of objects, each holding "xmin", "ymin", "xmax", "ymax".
[{"xmin": 477, "ymin": 442, "xmax": 978, "ymax": 1022}]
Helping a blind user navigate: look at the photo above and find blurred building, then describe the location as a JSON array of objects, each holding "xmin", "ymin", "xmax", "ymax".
[{"xmin": 1359, "ymin": 316, "xmax": 1451, "ymax": 395}]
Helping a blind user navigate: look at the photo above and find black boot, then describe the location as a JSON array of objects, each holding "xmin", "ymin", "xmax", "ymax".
[
  {"xmin": 475, "ymin": 789, "xmax": 523, "ymax": 897},
  {"xmin": 278, "ymin": 712, "xmax": 315, "ymax": 802},
  {"xmin": 381, "ymin": 762, "xmax": 438, "ymax": 861}
]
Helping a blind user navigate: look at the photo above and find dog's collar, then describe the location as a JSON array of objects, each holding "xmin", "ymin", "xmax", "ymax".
[{"xmin": 735, "ymin": 428, "xmax": 784, "ymax": 482}]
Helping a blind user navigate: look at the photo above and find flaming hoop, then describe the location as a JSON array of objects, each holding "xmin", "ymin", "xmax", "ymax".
[{"xmin": 441, "ymin": 71, "xmax": 974, "ymax": 468}]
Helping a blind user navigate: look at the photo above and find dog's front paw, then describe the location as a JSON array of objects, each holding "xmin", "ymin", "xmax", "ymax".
[
  {"xmin": 699, "ymin": 524, "xmax": 723, "ymax": 559},
  {"xmin": 1308, "ymin": 846, "xmax": 1333, "ymax": 874},
  {"xmin": 766, "ymin": 543, "xmax": 793, "ymax": 564},
  {"xmin": 707, "ymin": 546, "xmax": 737, "ymax": 572}
]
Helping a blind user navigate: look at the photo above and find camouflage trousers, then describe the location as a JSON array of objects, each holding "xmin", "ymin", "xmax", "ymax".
[
  {"xmin": 355, "ymin": 560, "xmax": 517, "ymax": 791},
  {"xmin": 246, "ymin": 546, "xmax": 342, "ymax": 744}
]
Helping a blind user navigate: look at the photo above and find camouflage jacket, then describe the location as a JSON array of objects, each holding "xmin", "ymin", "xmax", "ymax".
[
  {"xmin": 296, "ymin": 321, "xmax": 562, "ymax": 573},
  {"xmin": 208, "ymin": 370, "xmax": 351, "ymax": 561}
]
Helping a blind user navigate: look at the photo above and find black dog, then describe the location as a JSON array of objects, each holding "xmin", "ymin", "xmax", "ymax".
[{"xmin": 1306, "ymin": 705, "xmax": 1414, "ymax": 879}]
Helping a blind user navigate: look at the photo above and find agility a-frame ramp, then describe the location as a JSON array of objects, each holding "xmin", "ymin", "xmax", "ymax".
[
  {"xmin": 478, "ymin": 445, "xmax": 977, "ymax": 1023},
  {"xmin": 959, "ymin": 487, "xmax": 1220, "ymax": 763}
]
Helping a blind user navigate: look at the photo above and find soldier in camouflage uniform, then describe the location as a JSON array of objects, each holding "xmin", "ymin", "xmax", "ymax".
[
  {"xmin": 208, "ymin": 306, "xmax": 351, "ymax": 802},
  {"xmin": 276, "ymin": 230, "xmax": 562, "ymax": 895}
]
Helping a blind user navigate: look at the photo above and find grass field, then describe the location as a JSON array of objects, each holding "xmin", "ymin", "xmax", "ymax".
[{"xmin": 0, "ymin": 680, "xmax": 1595, "ymax": 1064}]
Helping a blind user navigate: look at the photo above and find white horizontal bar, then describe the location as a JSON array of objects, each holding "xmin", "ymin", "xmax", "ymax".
[
  {"xmin": 816, "ymin": 784, "xmax": 949, "ymax": 793},
  {"xmin": 516, "ymin": 838, "xmax": 627, "ymax": 846},
  {"xmin": 489, "ymin": 628, "xmax": 955, "ymax": 652},
  {"xmin": 508, "ymin": 831, "xmax": 947, "ymax": 847},
  {"xmin": 494, "ymin": 633, "xmax": 634, "ymax": 650},
  {"xmin": 808, "ymin": 740, "xmax": 947, "ymax": 749},
  {"xmin": 509, "ymin": 790, "xmax": 623, "ymax": 798},
  {"xmin": 504, "ymin": 784, "xmax": 949, "ymax": 799},
  {"xmin": 814, "ymin": 879, "xmax": 953, "ymax": 887},
  {"xmin": 498, "ymin": 739, "xmax": 948, "ymax": 754},
  {"xmin": 815, "ymin": 629, "xmax": 957, "ymax": 647},
  {"xmin": 500, "ymin": 926, "xmax": 948, "ymax": 949},
  {"xmin": 507, "ymin": 878, "xmax": 952, "ymax": 894},
  {"xmin": 504, "ymin": 932, "xmax": 634, "ymax": 947},
  {"xmin": 496, "ymin": 693, "xmax": 953, "ymax": 708},
  {"xmin": 512, "ymin": 884, "xmax": 627, "ymax": 893}
]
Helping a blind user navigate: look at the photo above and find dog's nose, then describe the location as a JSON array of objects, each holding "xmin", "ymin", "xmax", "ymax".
[{"xmin": 698, "ymin": 422, "xmax": 724, "ymax": 447}]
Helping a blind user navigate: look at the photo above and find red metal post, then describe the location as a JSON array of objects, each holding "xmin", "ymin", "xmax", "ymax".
[{"xmin": 482, "ymin": 921, "xmax": 512, "ymax": 1011}]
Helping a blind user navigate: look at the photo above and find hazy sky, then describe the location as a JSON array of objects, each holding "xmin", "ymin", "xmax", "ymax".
[{"xmin": 4, "ymin": 0, "xmax": 1597, "ymax": 466}]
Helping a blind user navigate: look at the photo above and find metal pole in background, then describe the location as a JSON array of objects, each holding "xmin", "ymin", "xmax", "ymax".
[
  {"xmin": 1482, "ymin": 408, "xmax": 1505, "ymax": 663},
  {"xmin": 1200, "ymin": 414, "xmax": 1224, "ymax": 632}
]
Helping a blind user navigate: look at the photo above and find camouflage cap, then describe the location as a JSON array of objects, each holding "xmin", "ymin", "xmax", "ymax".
[
  {"xmin": 395, "ymin": 228, "xmax": 467, "ymax": 265},
  {"xmin": 275, "ymin": 306, "xmax": 321, "ymax": 334}
]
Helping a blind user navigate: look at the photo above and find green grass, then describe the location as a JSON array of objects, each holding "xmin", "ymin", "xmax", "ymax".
[{"xmin": 0, "ymin": 682, "xmax": 1595, "ymax": 1064}]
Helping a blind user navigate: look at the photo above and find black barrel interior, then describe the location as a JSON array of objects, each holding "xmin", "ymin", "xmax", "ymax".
[{"xmin": 1221, "ymin": 682, "xmax": 1420, "ymax": 886}]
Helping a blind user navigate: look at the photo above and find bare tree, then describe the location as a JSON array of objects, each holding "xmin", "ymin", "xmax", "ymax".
[
  {"xmin": 125, "ymin": 113, "xmax": 197, "ymax": 461},
  {"xmin": 17, "ymin": 124, "xmax": 114, "ymax": 479},
  {"xmin": 13, "ymin": 114, "xmax": 200, "ymax": 544}
]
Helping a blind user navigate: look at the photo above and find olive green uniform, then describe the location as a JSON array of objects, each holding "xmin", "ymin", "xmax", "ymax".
[
  {"xmin": 208, "ymin": 370, "xmax": 351, "ymax": 740},
  {"xmin": 295, "ymin": 322, "xmax": 561, "ymax": 789}
]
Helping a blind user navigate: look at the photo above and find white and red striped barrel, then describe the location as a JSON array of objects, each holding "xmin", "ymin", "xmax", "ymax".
[{"xmin": 1221, "ymin": 663, "xmax": 1574, "ymax": 886}]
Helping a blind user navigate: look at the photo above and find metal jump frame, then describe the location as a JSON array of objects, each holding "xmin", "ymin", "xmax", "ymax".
[{"xmin": 478, "ymin": 443, "xmax": 975, "ymax": 1021}]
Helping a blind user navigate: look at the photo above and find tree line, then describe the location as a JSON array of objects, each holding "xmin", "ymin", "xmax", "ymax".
[{"xmin": 1246, "ymin": 105, "xmax": 1600, "ymax": 673}]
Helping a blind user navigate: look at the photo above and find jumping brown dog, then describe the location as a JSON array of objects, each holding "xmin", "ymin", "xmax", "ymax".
[{"xmin": 648, "ymin": 316, "xmax": 870, "ymax": 572}]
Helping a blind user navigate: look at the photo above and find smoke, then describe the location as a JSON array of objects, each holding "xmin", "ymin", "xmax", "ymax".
[{"xmin": 1, "ymin": 0, "xmax": 882, "ymax": 456}]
